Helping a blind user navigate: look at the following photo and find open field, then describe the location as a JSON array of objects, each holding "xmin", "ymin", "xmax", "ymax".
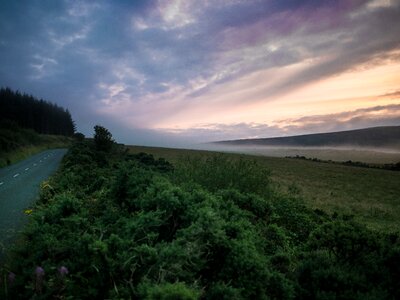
[
  {"xmin": 129, "ymin": 145, "xmax": 400, "ymax": 232},
  {"xmin": 200, "ymin": 145, "xmax": 400, "ymax": 164}
]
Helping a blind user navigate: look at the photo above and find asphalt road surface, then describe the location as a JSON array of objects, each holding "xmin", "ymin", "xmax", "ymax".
[{"xmin": 0, "ymin": 149, "xmax": 67, "ymax": 258}]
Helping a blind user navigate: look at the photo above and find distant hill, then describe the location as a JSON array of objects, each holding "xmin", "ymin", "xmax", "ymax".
[{"xmin": 212, "ymin": 126, "xmax": 400, "ymax": 149}]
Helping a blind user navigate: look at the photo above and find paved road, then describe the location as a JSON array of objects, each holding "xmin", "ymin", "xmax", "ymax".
[{"xmin": 0, "ymin": 149, "xmax": 67, "ymax": 258}]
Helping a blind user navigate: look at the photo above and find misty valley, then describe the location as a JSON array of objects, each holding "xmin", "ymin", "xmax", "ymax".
[
  {"xmin": 1, "ymin": 87, "xmax": 399, "ymax": 297},
  {"xmin": 2, "ymin": 130, "xmax": 400, "ymax": 299}
]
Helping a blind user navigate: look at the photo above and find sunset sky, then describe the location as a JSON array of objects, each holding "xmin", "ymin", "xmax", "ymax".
[{"xmin": 1, "ymin": 0, "xmax": 399, "ymax": 146}]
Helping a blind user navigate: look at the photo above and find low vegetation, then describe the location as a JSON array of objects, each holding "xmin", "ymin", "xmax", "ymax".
[
  {"xmin": 0, "ymin": 122, "xmax": 72, "ymax": 168},
  {"xmin": 286, "ymin": 155, "xmax": 400, "ymax": 171},
  {"xmin": 130, "ymin": 146, "xmax": 400, "ymax": 232},
  {"xmin": 1, "ymin": 133, "xmax": 399, "ymax": 299}
]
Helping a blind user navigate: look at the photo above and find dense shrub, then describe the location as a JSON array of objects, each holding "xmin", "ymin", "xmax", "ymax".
[
  {"xmin": 94, "ymin": 125, "xmax": 115, "ymax": 152},
  {"xmin": 137, "ymin": 282, "xmax": 200, "ymax": 300},
  {"xmin": 1, "ymin": 141, "xmax": 399, "ymax": 299},
  {"xmin": 126, "ymin": 152, "xmax": 174, "ymax": 173}
]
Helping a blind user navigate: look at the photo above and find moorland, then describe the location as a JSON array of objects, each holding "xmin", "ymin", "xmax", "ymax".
[
  {"xmin": 129, "ymin": 145, "xmax": 400, "ymax": 232},
  {"xmin": 1, "ymin": 88, "xmax": 399, "ymax": 299},
  {"xmin": 1, "ymin": 132, "xmax": 399, "ymax": 299}
]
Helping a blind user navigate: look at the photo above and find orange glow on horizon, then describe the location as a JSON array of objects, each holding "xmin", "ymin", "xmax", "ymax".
[{"xmin": 155, "ymin": 59, "xmax": 400, "ymax": 130}]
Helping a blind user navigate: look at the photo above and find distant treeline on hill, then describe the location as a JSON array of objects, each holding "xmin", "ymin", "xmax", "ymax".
[
  {"xmin": 287, "ymin": 155, "xmax": 400, "ymax": 171},
  {"xmin": 0, "ymin": 87, "xmax": 75, "ymax": 136}
]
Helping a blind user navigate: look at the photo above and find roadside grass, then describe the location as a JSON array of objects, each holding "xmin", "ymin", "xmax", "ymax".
[
  {"xmin": 0, "ymin": 135, "xmax": 72, "ymax": 168},
  {"xmin": 129, "ymin": 145, "xmax": 400, "ymax": 232}
]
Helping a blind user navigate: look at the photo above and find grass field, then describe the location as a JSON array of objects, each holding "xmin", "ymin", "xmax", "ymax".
[
  {"xmin": 129, "ymin": 145, "xmax": 400, "ymax": 232},
  {"xmin": 200, "ymin": 145, "xmax": 400, "ymax": 163}
]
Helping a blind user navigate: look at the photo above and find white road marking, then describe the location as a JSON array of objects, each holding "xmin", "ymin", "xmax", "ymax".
[
  {"xmin": 33, "ymin": 163, "xmax": 37, "ymax": 166},
  {"xmin": 25, "ymin": 168, "xmax": 29, "ymax": 171},
  {"xmin": 39, "ymin": 160, "xmax": 42, "ymax": 163},
  {"xmin": 13, "ymin": 173, "xmax": 19, "ymax": 178},
  {"xmin": 0, "ymin": 182, "xmax": 4, "ymax": 186}
]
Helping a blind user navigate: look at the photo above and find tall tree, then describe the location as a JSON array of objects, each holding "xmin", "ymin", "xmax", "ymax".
[
  {"xmin": 0, "ymin": 87, "xmax": 76, "ymax": 136},
  {"xmin": 93, "ymin": 125, "xmax": 115, "ymax": 152}
]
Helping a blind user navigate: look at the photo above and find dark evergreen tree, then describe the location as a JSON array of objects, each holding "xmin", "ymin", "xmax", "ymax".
[
  {"xmin": 0, "ymin": 87, "xmax": 75, "ymax": 136},
  {"xmin": 93, "ymin": 125, "xmax": 115, "ymax": 152}
]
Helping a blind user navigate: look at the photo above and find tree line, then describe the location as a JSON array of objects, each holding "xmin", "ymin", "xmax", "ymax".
[{"xmin": 0, "ymin": 87, "xmax": 75, "ymax": 136}]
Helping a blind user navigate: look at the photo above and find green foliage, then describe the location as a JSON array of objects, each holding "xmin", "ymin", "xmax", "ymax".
[
  {"xmin": 126, "ymin": 152, "xmax": 174, "ymax": 173},
  {"xmin": 0, "ymin": 87, "xmax": 75, "ymax": 136},
  {"xmin": 73, "ymin": 132, "xmax": 85, "ymax": 141},
  {"xmin": 1, "ymin": 141, "xmax": 399, "ymax": 299},
  {"xmin": 138, "ymin": 282, "xmax": 200, "ymax": 300},
  {"xmin": 172, "ymin": 154, "xmax": 271, "ymax": 196},
  {"xmin": 0, "ymin": 125, "xmax": 39, "ymax": 153},
  {"xmin": 93, "ymin": 125, "xmax": 115, "ymax": 152},
  {"xmin": 0, "ymin": 120, "xmax": 72, "ymax": 167},
  {"xmin": 205, "ymin": 282, "xmax": 242, "ymax": 300},
  {"xmin": 128, "ymin": 145, "xmax": 400, "ymax": 232},
  {"xmin": 217, "ymin": 189, "xmax": 273, "ymax": 221},
  {"xmin": 296, "ymin": 220, "xmax": 400, "ymax": 299},
  {"xmin": 268, "ymin": 194, "xmax": 330, "ymax": 245}
]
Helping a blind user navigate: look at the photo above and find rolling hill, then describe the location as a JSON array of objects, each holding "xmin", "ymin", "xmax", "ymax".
[{"xmin": 212, "ymin": 126, "xmax": 400, "ymax": 149}]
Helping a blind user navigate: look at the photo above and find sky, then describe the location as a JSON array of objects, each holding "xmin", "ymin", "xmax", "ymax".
[{"xmin": 0, "ymin": 0, "xmax": 399, "ymax": 147}]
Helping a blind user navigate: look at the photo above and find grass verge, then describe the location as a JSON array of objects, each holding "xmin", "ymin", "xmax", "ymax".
[{"xmin": 0, "ymin": 135, "xmax": 72, "ymax": 168}]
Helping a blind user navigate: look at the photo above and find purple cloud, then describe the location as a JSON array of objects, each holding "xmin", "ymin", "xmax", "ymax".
[
  {"xmin": 166, "ymin": 104, "xmax": 400, "ymax": 143},
  {"xmin": 0, "ymin": 0, "xmax": 399, "ymax": 146}
]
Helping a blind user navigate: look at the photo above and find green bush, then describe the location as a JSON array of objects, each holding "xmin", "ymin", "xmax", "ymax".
[
  {"xmin": 93, "ymin": 125, "xmax": 115, "ymax": 152},
  {"xmin": 1, "ymin": 140, "xmax": 399, "ymax": 299},
  {"xmin": 138, "ymin": 282, "xmax": 200, "ymax": 300}
]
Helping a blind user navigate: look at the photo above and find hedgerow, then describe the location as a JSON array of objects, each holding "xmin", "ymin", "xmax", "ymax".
[{"xmin": 1, "ymin": 140, "xmax": 399, "ymax": 299}]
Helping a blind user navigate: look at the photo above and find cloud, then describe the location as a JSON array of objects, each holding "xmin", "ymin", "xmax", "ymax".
[
  {"xmin": 206, "ymin": 1, "xmax": 400, "ymax": 103},
  {"xmin": 382, "ymin": 90, "xmax": 400, "ymax": 98},
  {"xmin": 163, "ymin": 122, "xmax": 284, "ymax": 143},
  {"xmin": 278, "ymin": 104, "xmax": 400, "ymax": 134},
  {"xmin": 164, "ymin": 104, "xmax": 400, "ymax": 143},
  {"xmin": 0, "ymin": 0, "xmax": 399, "ymax": 145}
]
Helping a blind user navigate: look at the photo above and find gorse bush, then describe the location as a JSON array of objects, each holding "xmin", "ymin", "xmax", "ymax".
[{"xmin": 1, "ymin": 141, "xmax": 399, "ymax": 299}]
